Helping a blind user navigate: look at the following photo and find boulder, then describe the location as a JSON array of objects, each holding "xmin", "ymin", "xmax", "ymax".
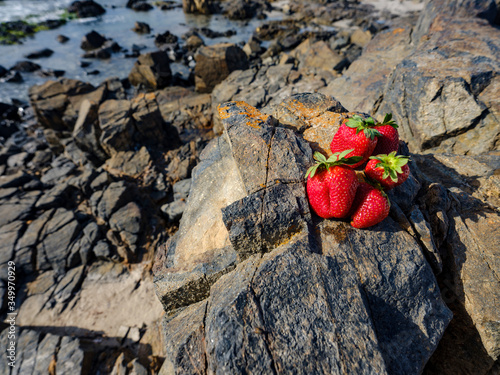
[
  {"xmin": 132, "ymin": 21, "xmax": 150, "ymax": 34},
  {"xmin": 24, "ymin": 48, "xmax": 54, "ymax": 59},
  {"xmin": 73, "ymin": 99, "xmax": 108, "ymax": 163},
  {"xmin": 67, "ymin": 0, "xmax": 106, "ymax": 18},
  {"xmin": 80, "ymin": 30, "xmax": 106, "ymax": 51},
  {"xmin": 154, "ymin": 95, "xmax": 454, "ymax": 374},
  {"xmin": 29, "ymin": 78, "xmax": 106, "ymax": 131},
  {"xmin": 128, "ymin": 51, "xmax": 172, "ymax": 90},
  {"xmin": 194, "ymin": 43, "xmax": 249, "ymax": 93},
  {"xmin": 291, "ymin": 38, "xmax": 346, "ymax": 72},
  {"xmin": 98, "ymin": 99, "xmax": 134, "ymax": 155}
]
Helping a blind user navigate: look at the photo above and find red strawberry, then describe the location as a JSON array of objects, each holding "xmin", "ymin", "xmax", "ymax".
[
  {"xmin": 330, "ymin": 115, "xmax": 381, "ymax": 169},
  {"xmin": 351, "ymin": 182, "xmax": 390, "ymax": 228},
  {"xmin": 373, "ymin": 113, "xmax": 399, "ymax": 155},
  {"xmin": 365, "ymin": 152, "xmax": 410, "ymax": 190},
  {"xmin": 305, "ymin": 150, "xmax": 362, "ymax": 219}
]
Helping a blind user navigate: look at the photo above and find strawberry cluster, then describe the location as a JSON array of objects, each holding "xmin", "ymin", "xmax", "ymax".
[{"xmin": 305, "ymin": 113, "xmax": 410, "ymax": 229}]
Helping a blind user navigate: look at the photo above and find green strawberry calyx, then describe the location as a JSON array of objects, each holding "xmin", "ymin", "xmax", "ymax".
[
  {"xmin": 377, "ymin": 113, "xmax": 398, "ymax": 129},
  {"xmin": 305, "ymin": 150, "xmax": 362, "ymax": 179},
  {"xmin": 346, "ymin": 115, "xmax": 382, "ymax": 140},
  {"xmin": 369, "ymin": 151, "xmax": 409, "ymax": 182}
]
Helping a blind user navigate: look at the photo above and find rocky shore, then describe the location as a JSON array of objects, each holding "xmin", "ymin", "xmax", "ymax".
[{"xmin": 0, "ymin": 0, "xmax": 499, "ymax": 374}]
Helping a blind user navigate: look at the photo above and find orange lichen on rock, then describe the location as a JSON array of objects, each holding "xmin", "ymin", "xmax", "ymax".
[
  {"xmin": 283, "ymin": 98, "xmax": 326, "ymax": 121},
  {"xmin": 302, "ymin": 112, "xmax": 347, "ymax": 156},
  {"xmin": 218, "ymin": 101, "xmax": 269, "ymax": 129}
]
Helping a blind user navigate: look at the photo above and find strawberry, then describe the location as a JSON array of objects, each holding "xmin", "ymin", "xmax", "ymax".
[
  {"xmin": 330, "ymin": 115, "xmax": 381, "ymax": 169},
  {"xmin": 365, "ymin": 152, "xmax": 410, "ymax": 190},
  {"xmin": 305, "ymin": 150, "xmax": 362, "ymax": 219},
  {"xmin": 351, "ymin": 182, "xmax": 390, "ymax": 229},
  {"xmin": 373, "ymin": 113, "xmax": 399, "ymax": 155}
]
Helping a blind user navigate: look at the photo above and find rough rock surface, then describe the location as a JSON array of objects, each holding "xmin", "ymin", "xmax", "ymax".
[{"xmin": 154, "ymin": 95, "xmax": 456, "ymax": 374}]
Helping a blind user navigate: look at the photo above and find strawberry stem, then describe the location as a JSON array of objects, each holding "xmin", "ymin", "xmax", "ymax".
[{"xmin": 305, "ymin": 150, "xmax": 362, "ymax": 179}]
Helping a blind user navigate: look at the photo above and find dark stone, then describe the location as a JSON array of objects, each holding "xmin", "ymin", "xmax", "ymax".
[
  {"xmin": 95, "ymin": 180, "xmax": 133, "ymax": 221},
  {"xmin": 0, "ymin": 221, "xmax": 25, "ymax": 279},
  {"xmin": 109, "ymin": 201, "xmax": 143, "ymax": 249},
  {"xmin": 57, "ymin": 34, "xmax": 70, "ymax": 43},
  {"xmin": 131, "ymin": 1, "xmax": 153, "ymax": 11},
  {"xmin": 194, "ymin": 43, "xmax": 249, "ymax": 93},
  {"xmin": 98, "ymin": 99, "xmax": 134, "ymax": 155},
  {"xmin": 128, "ymin": 51, "xmax": 172, "ymax": 90},
  {"xmin": 0, "ymin": 190, "xmax": 40, "ymax": 227},
  {"xmin": 67, "ymin": 0, "xmax": 106, "ymax": 18},
  {"xmin": 80, "ymin": 30, "xmax": 106, "ymax": 51},
  {"xmin": 24, "ymin": 48, "xmax": 54, "ymax": 59},
  {"xmin": 0, "ymin": 171, "xmax": 32, "ymax": 188},
  {"xmin": 11, "ymin": 60, "xmax": 41, "ymax": 72},
  {"xmin": 1, "ymin": 71, "xmax": 23, "ymax": 83},
  {"xmin": 132, "ymin": 21, "xmax": 150, "ymax": 34},
  {"xmin": 73, "ymin": 99, "xmax": 108, "ymax": 162},
  {"xmin": 154, "ymin": 30, "xmax": 178, "ymax": 48}
]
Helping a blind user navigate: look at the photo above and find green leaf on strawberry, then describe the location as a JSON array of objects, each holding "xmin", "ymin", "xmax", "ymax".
[
  {"xmin": 346, "ymin": 115, "xmax": 381, "ymax": 140},
  {"xmin": 365, "ymin": 151, "xmax": 410, "ymax": 190},
  {"xmin": 305, "ymin": 150, "xmax": 362, "ymax": 179}
]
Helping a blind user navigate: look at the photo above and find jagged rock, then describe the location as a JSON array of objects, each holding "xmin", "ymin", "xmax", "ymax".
[
  {"xmin": 130, "ymin": 1, "xmax": 153, "ymax": 11},
  {"xmin": 98, "ymin": 99, "xmax": 134, "ymax": 155},
  {"xmin": 185, "ymin": 34, "xmax": 204, "ymax": 51},
  {"xmin": 29, "ymin": 78, "xmax": 106, "ymax": 131},
  {"xmin": 11, "ymin": 60, "xmax": 41, "ymax": 72},
  {"xmin": 0, "ymin": 220, "xmax": 25, "ymax": 279},
  {"xmin": 36, "ymin": 207, "xmax": 80, "ymax": 274},
  {"xmin": 73, "ymin": 99, "xmax": 108, "ymax": 163},
  {"xmin": 0, "ymin": 171, "xmax": 32, "ymax": 188},
  {"xmin": 320, "ymin": 22, "xmax": 414, "ymax": 114},
  {"xmin": 40, "ymin": 155, "xmax": 77, "ymax": 185},
  {"xmin": 182, "ymin": 0, "xmax": 217, "ymax": 14},
  {"xmin": 132, "ymin": 21, "xmax": 150, "ymax": 34},
  {"xmin": 104, "ymin": 146, "xmax": 152, "ymax": 178},
  {"xmin": 80, "ymin": 30, "xmax": 107, "ymax": 51},
  {"xmin": 194, "ymin": 43, "xmax": 249, "ymax": 93},
  {"xmin": 68, "ymin": 0, "xmax": 106, "ymax": 18},
  {"xmin": 128, "ymin": 51, "xmax": 172, "ymax": 90},
  {"xmin": 25, "ymin": 48, "xmax": 54, "ymax": 59},
  {"xmin": 154, "ymin": 30, "xmax": 178, "ymax": 48},
  {"xmin": 222, "ymin": 0, "xmax": 260, "ymax": 20},
  {"xmin": 109, "ymin": 201, "xmax": 143, "ymax": 250},
  {"xmin": 291, "ymin": 39, "xmax": 346, "ymax": 72},
  {"xmin": 57, "ymin": 335, "xmax": 95, "ymax": 374},
  {"xmin": 130, "ymin": 92, "xmax": 181, "ymax": 149},
  {"xmin": 375, "ymin": 6, "xmax": 500, "ymax": 154},
  {"xmin": 0, "ymin": 190, "xmax": 40, "ymax": 228},
  {"xmin": 155, "ymin": 95, "xmax": 454, "ymax": 374},
  {"xmin": 35, "ymin": 181, "xmax": 72, "ymax": 209},
  {"xmin": 94, "ymin": 180, "xmax": 133, "ymax": 221}
]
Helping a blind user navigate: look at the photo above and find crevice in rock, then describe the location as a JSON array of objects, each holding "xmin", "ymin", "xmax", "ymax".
[
  {"xmin": 248, "ymin": 254, "xmax": 278, "ymax": 375},
  {"xmin": 202, "ymin": 297, "xmax": 209, "ymax": 375},
  {"xmin": 422, "ymin": 108, "xmax": 488, "ymax": 150}
]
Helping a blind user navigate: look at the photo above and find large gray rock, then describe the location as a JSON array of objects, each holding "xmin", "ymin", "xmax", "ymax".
[
  {"xmin": 376, "ymin": 3, "xmax": 500, "ymax": 155},
  {"xmin": 155, "ymin": 96, "xmax": 453, "ymax": 374},
  {"xmin": 194, "ymin": 43, "xmax": 249, "ymax": 93}
]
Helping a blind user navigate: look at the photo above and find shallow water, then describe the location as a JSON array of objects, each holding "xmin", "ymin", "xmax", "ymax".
[{"xmin": 0, "ymin": 0, "xmax": 284, "ymax": 103}]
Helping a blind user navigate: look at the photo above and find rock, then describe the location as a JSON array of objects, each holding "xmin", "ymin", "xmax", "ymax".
[
  {"xmin": 104, "ymin": 146, "xmax": 152, "ymax": 178},
  {"xmin": 80, "ymin": 30, "xmax": 107, "ymax": 51},
  {"xmin": 130, "ymin": 1, "xmax": 153, "ymax": 11},
  {"xmin": 11, "ymin": 60, "xmax": 41, "ymax": 72},
  {"xmin": 0, "ymin": 190, "xmax": 40, "ymax": 228},
  {"xmin": 320, "ymin": 23, "xmax": 414, "ymax": 114},
  {"xmin": 67, "ymin": 0, "xmax": 106, "ymax": 18},
  {"xmin": 40, "ymin": 155, "xmax": 77, "ymax": 185},
  {"xmin": 29, "ymin": 78, "xmax": 105, "ymax": 131},
  {"xmin": 194, "ymin": 43, "xmax": 249, "ymax": 93},
  {"xmin": 130, "ymin": 92, "xmax": 180, "ymax": 149},
  {"xmin": 73, "ymin": 99, "xmax": 108, "ymax": 163},
  {"xmin": 375, "ymin": 9, "xmax": 500, "ymax": 154},
  {"xmin": 109, "ymin": 201, "xmax": 143, "ymax": 251},
  {"xmin": 182, "ymin": 0, "xmax": 217, "ymax": 14},
  {"xmin": 57, "ymin": 335, "xmax": 94, "ymax": 374},
  {"xmin": 0, "ymin": 171, "xmax": 32, "ymax": 188},
  {"xmin": 98, "ymin": 99, "xmax": 134, "ymax": 155},
  {"xmin": 36, "ymin": 207, "xmax": 80, "ymax": 274},
  {"xmin": 111, "ymin": 353, "xmax": 128, "ymax": 375},
  {"xmin": 94, "ymin": 180, "xmax": 133, "ymax": 221},
  {"xmin": 93, "ymin": 240, "xmax": 112, "ymax": 259},
  {"xmin": 155, "ymin": 95, "xmax": 454, "ymax": 374},
  {"xmin": 161, "ymin": 199, "xmax": 187, "ymax": 222},
  {"xmin": 291, "ymin": 38, "xmax": 346, "ymax": 72},
  {"xmin": 185, "ymin": 34, "xmax": 204, "ymax": 51},
  {"xmin": 33, "ymin": 333, "xmax": 59, "ymax": 375},
  {"xmin": 1, "ymin": 71, "xmax": 23, "ymax": 83},
  {"xmin": 35, "ymin": 181, "xmax": 73, "ymax": 209},
  {"xmin": 0, "ymin": 220, "xmax": 25, "ymax": 279},
  {"xmin": 128, "ymin": 51, "xmax": 172, "ymax": 90},
  {"xmin": 24, "ymin": 48, "xmax": 54, "ymax": 59},
  {"xmin": 132, "ymin": 21, "xmax": 150, "ymax": 34},
  {"xmin": 350, "ymin": 27, "xmax": 373, "ymax": 47},
  {"xmin": 222, "ymin": 0, "xmax": 260, "ymax": 20},
  {"xmin": 154, "ymin": 30, "xmax": 178, "ymax": 47},
  {"xmin": 57, "ymin": 34, "xmax": 70, "ymax": 43}
]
